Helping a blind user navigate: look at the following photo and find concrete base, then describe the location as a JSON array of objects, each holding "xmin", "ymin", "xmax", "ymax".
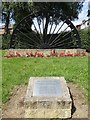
[{"xmin": 24, "ymin": 77, "xmax": 72, "ymax": 118}]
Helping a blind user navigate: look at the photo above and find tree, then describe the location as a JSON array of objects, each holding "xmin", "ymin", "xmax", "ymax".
[
  {"xmin": 2, "ymin": 2, "xmax": 33, "ymax": 33},
  {"xmin": 2, "ymin": 2, "xmax": 11, "ymax": 34},
  {"xmin": 11, "ymin": 2, "xmax": 33, "ymax": 25},
  {"xmin": 2, "ymin": 2, "xmax": 84, "ymax": 29},
  {"xmin": 87, "ymin": 1, "xmax": 90, "ymax": 17},
  {"xmin": 2, "ymin": 2, "xmax": 84, "ymax": 49},
  {"xmin": 33, "ymin": 2, "xmax": 84, "ymax": 20}
]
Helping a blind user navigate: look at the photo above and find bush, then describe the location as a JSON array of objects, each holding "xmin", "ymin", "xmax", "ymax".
[
  {"xmin": 79, "ymin": 28, "xmax": 90, "ymax": 52},
  {"xmin": 2, "ymin": 34, "xmax": 11, "ymax": 49}
]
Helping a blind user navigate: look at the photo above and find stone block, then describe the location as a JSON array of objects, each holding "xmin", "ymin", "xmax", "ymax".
[{"xmin": 24, "ymin": 77, "xmax": 72, "ymax": 118}]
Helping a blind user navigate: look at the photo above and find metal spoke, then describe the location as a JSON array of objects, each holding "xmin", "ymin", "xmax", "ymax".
[
  {"xmin": 37, "ymin": 17, "xmax": 43, "ymax": 43},
  {"xmin": 32, "ymin": 20, "xmax": 40, "ymax": 34},
  {"xmin": 61, "ymin": 29, "xmax": 74, "ymax": 39},
  {"xmin": 13, "ymin": 35, "xmax": 36, "ymax": 48},
  {"xmin": 16, "ymin": 33, "xmax": 35, "ymax": 46},
  {"xmin": 43, "ymin": 13, "xmax": 50, "ymax": 44},
  {"xmin": 51, "ymin": 40, "xmax": 74, "ymax": 48},
  {"xmin": 49, "ymin": 24, "xmax": 71, "ymax": 46},
  {"xmin": 50, "ymin": 35, "xmax": 72, "ymax": 47},
  {"xmin": 49, "ymin": 20, "xmax": 53, "ymax": 34},
  {"xmin": 37, "ymin": 17, "xmax": 42, "ymax": 35},
  {"xmin": 48, "ymin": 20, "xmax": 65, "ymax": 44},
  {"xmin": 20, "ymin": 24, "xmax": 41, "ymax": 44},
  {"xmin": 18, "ymin": 41, "xmax": 39, "ymax": 48},
  {"xmin": 57, "ymin": 20, "xmax": 66, "ymax": 34},
  {"xmin": 50, "ymin": 29, "xmax": 74, "ymax": 46},
  {"xmin": 17, "ymin": 29, "xmax": 40, "ymax": 47},
  {"xmin": 24, "ymin": 19, "xmax": 31, "ymax": 28},
  {"xmin": 47, "ymin": 23, "xmax": 58, "ymax": 44},
  {"xmin": 10, "ymin": 12, "xmax": 81, "ymax": 49},
  {"xmin": 48, "ymin": 14, "xmax": 56, "ymax": 34},
  {"xmin": 32, "ymin": 20, "xmax": 42, "ymax": 44},
  {"xmin": 20, "ymin": 38, "xmax": 39, "ymax": 48},
  {"xmin": 42, "ymin": 13, "xmax": 44, "ymax": 35}
]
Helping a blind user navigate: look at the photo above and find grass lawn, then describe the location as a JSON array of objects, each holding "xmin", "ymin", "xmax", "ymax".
[{"xmin": 2, "ymin": 56, "xmax": 88, "ymax": 103}]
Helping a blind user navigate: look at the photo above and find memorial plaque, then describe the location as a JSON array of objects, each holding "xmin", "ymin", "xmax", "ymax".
[
  {"xmin": 25, "ymin": 77, "xmax": 72, "ymax": 118},
  {"xmin": 33, "ymin": 79, "xmax": 62, "ymax": 96}
]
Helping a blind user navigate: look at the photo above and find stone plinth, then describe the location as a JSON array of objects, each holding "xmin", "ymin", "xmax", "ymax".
[
  {"xmin": 7, "ymin": 49, "xmax": 86, "ymax": 57},
  {"xmin": 24, "ymin": 77, "xmax": 72, "ymax": 118}
]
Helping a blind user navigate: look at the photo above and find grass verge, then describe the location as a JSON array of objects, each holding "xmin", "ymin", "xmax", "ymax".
[{"xmin": 2, "ymin": 56, "xmax": 88, "ymax": 103}]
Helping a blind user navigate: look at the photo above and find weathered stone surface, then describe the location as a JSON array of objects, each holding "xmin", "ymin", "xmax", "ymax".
[
  {"xmin": 24, "ymin": 77, "xmax": 72, "ymax": 118},
  {"xmin": 25, "ymin": 108, "xmax": 71, "ymax": 118}
]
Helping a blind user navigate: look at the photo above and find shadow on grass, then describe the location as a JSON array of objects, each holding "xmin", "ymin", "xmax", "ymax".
[{"xmin": 68, "ymin": 87, "xmax": 76, "ymax": 116}]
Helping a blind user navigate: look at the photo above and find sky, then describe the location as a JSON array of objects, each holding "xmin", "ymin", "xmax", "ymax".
[
  {"xmin": 0, "ymin": 1, "xmax": 89, "ymax": 30},
  {"xmin": 72, "ymin": 0, "xmax": 89, "ymax": 29}
]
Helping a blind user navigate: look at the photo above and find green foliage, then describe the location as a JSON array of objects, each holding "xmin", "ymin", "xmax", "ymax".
[
  {"xmin": 2, "ymin": 2, "xmax": 33, "ymax": 33},
  {"xmin": 2, "ymin": 56, "xmax": 88, "ymax": 103},
  {"xmin": 33, "ymin": 2, "xmax": 83, "ymax": 20},
  {"xmin": 11, "ymin": 2, "xmax": 33, "ymax": 25},
  {"xmin": 79, "ymin": 28, "xmax": 90, "ymax": 51},
  {"xmin": 2, "ymin": 2, "xmax": 14, "ymax": 34},
  {"xmin": 2, "ymin": 2, "xmax": 84, "ymax": 26},
  {"xmin": 2, "ymin": 34, "xmax": 11, "ymax": 49}
]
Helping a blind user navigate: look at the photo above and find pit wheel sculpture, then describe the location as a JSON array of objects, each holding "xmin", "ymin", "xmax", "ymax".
[{"xmin": 10, "ymin": 12, "xmax": 81, "ymax": 49}]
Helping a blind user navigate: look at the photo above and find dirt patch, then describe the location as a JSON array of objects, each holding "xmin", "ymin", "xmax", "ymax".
[
  {"xmin": 2, "ymin": 83, "xmax": 88, "ymax": 118},
  {"xmin": 67, "ymin": 82, "xmax": 88, "ymax": 118}
]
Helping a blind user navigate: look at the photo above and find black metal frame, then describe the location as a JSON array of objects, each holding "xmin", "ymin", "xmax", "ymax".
[{"xmin": 10, "ymin": 11, "xmax": 81, "ymax": 49}]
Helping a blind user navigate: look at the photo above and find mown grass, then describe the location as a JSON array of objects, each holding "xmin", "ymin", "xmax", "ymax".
[{"xmin": 2, "ymin": 56, "xmax": 88, "ymax": 103}]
